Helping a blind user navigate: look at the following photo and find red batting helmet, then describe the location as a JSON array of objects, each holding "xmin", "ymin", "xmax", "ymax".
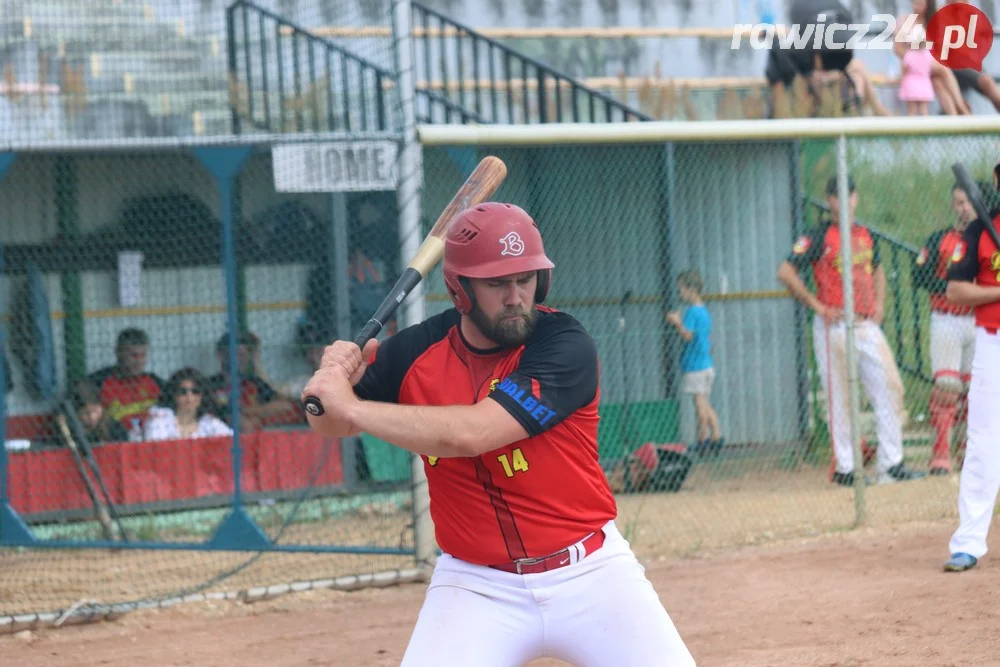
[{"xmin": 442, "ymin": 202, "xmax": 554, "ymax": 314}]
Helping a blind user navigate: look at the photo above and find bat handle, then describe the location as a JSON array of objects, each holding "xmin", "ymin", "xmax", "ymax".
[{"xmin": 302, "ymin": 319, "xmax": 385, "ymax": 418}]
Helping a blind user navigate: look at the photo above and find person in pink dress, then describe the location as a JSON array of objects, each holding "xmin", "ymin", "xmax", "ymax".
[{"xmin": 896, "ymin": 1, "xmax": 936, "ymax": 115}]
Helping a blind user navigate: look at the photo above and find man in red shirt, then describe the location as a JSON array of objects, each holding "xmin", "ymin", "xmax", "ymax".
[
  {"xmin": 303, "ymin": 203, "xmax": 695, "ymax": 666},
  {"xmin": 914, "ymin": 183, "xmax": 978, "ymax": 475},
  {"xmin": 89, "ymin": 327, "xmax": 164, "ymax": 436},
  {"xmin": 206, "ymin": 331, "xmax": 298, "ymax": 432},
  {"xmin": 778, "ymin": 176, "xmax": 924, "ymax": 486},
  {"xmin": 943, "ymin": 166, "xmax": 1000, "ymax": 573}
]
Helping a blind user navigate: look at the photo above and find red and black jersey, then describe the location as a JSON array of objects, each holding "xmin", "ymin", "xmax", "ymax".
[
  {"xmin": 354, "ymin": 306, "xmax": 617, "ymax": 566},
  {"xmin": 89, "ymin": 366, "xmax": 164, "ymax": 430},
  {"xmin": 915, "ymin": 227, "xmax": 973, "ymax": 316},
  {"xmin": 946, "ymin": 211, "xmax": 1000, "ymax": 329},
  {"xmin": 787, "ymin": 221, "xmax": 881, "ymax": 317},
  {"xmin": 206, "ymin": 374, "xmax": 277, "ymax": 412}
]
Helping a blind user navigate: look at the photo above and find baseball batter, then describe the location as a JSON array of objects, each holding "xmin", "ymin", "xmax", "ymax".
[
  {"xmin": 914, "ymin": 183, "xmax": 978, "ymax": 475},
  {"xmin": 302, "ymin": 203, "xmax": 696, "ymax": 665},
  {"xmin": 943, "ymin": 174, "xmax": 1000, "ymax": 573},
  {"xmin": 778, "ymin": 176, "xmax": 925, "ymax": 486}
]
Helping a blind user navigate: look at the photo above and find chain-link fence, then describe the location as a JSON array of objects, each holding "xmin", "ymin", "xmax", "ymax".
[
  {"xmin": 417, "ymin": 121, "xmax": 999, "ymax": 561},
  {"xmin": 0, "ymin": 135, "xmax": 422, "ymax": 621},
  {"xmin": 5, "ymin": 119, "xmax": 1000, "ymax": 624}
]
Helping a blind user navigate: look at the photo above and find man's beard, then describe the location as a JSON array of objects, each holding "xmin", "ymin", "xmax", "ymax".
[{"xmin": 469, "ymin": 304, "xmax": 537, "ymax": 348}]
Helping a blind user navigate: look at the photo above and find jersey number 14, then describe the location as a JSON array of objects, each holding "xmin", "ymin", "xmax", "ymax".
[{"xmin": 498, "ymin": 448, "xmax": 529, "ymax": 477}]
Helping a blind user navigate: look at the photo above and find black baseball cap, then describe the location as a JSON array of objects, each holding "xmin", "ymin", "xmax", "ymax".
[{"xmin": 826, "ymin": 175, "xmax": 856, "ymax": 196}]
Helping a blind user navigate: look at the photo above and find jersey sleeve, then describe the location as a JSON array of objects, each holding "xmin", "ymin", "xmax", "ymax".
[
  {"xmin": 786, "ymin": 225, "xmax": 826, "ymax": 271},
  {"xmin": 487, "ymin": 316, "xmax": 599, "ymax": 438},
  {"xmin": 353, "ymin": 311, "xmax": 457, "ymax": 404},
  {"xmin": 353, "ymin": 339, "xmax": 403, "ymax": 404},
  {"xmin": 914, "ymin": 231, "xmax": 946, "ymax": 293},
  {"xmin": 946, "ymin": 219, "xmax": 984, "ymax": 283}
]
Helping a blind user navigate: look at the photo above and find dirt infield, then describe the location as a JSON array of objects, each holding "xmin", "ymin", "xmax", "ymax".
[
  {"xmin": 0, "ymin": 460, "xmax": 966, "ymax": 617},
  {"xmin": 3, "ymin": 516, "xmax": 1000, "ymax": 667}
]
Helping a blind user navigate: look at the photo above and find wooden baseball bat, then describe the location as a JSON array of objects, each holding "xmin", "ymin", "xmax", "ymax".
[
  {"xmin": 55, "ymin": 413, "xmax": 116, "ymax": 542},
  {"xmin": 303, "ymin": 155, "xmax": 509, "ymax": 417},
  {"xmin": 952, "ymin": 162, "xmax": 1000, "ymax": 250}
]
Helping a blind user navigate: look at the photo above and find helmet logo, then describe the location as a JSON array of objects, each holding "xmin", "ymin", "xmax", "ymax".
[{"xmin": 499, "ymin": 231, "xmax": 525, "ymax": 257}]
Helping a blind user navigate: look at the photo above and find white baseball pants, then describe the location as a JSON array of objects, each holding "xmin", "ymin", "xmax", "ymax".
[
  {"xmin": 949, "ymin": 328, "xmax": 1000, "ymax": 559},
  {"xmin": 930, "ymin": 311, "xmax": 976, "ymax": 385},
  {"xmin": 812, "ymin": 316, "xmax": 906, "ymax": 475},
  {"xmin": 400, "ymin": 520, "xmax": 696, "ymax": 667}
]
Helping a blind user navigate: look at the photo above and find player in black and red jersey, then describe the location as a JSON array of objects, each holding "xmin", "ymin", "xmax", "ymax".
[
  {"xmin": 914, "ymin": 183, "xmax": 978, "ymax": 475},
  {"xmin": 89, "ymin": 328, "xmax": 164, "ymax": 436},
  {"xmin": 778, "ymin": 176, "xmax": 925, "ymax": 486},
  {"xmin": 302, "ymin": 203, "xmax": 696, "ymax": 666},
  {"xmin": 943, "ymin": 165, "xmax": 1000, "ymax": 573}
]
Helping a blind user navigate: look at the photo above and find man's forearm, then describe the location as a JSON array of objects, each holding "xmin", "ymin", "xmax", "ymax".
[
  {"xmin": 947, "ymin": 281, "xmax": 1000, "ymax": 307},
  {"xmin": 874, "ymin": 267, "xmax": 887, "ymax": 312},
  {"xmin": 348, "ymin": 400, "xmax": 478, "ymax": 458},
  {"xmin": 778, "ymin": 263, "xmax": 822, "ymax": 312}
]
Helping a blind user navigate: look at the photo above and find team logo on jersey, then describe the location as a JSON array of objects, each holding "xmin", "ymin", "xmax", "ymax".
[
  {"xmin": 991, "ymin": 251, "xmax": 1000, "ymax": 281},
  {"xmin": 427, "ymin": 455, "xmax": 439, "ymax": 467},
  {"xmin": 915, "ymin": 247, "xmax": 929, "ymax": 266},
  {"xmin": 499, "ymin": 231, "xmax": 525, "ymax": 257},
  {"xmin": 792, "ymin": 236, "xmax": 811, "ymax": 255},
  {"xmin": 952, "ymin": 242, "xmax": 966, "ymax": 264},
  {"xmin": 489, "ymin": 378, "xmax": 500, "ymax": 393}
]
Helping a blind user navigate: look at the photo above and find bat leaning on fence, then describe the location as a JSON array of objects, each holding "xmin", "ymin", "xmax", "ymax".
[
  {"xmin": 55, "ymin": 411, "xmax": 116, "ymax": 542},
  {"xmin": 56, "ymin": 399, "xmax": 130, "ymax": 543},
  {"xmin": 303, "ymin": 155, "xmax": 509, "ymax": 417}
]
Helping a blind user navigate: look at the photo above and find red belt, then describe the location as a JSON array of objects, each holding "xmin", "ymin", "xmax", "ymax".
[
  {"xmin": 987, "ymin": 327, "xmax": 999, "ymax": 335},
  {"xmin": 489, "ymin": 530, "xmax": 606, "ymax": 575}
]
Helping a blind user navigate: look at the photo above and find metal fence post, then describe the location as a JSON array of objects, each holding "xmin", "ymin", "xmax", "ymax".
[
  {"xmin": 392, "ymin": 0, "xmax": 436, "ymax": 569},
  {"xmin": 0, "ymin": 151, "xmax": 36, "ymax": 546},
  {"xmin": 835, "ymin": 134, "xmax": 866, "ymax": 527},
  {"xmin": 193, "ymin": 146, "xmax": 271, "ymax": 550}
]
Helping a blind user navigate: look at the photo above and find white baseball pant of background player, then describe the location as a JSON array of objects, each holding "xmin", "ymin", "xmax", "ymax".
[
  {"xmin": 930, "ymin": 311, "xmax": 976, "ymax": 434},
  {"xmin": 948, "ymin": 328, "xmax": 1000, "ymax": 559},
  {"xmin": 400, "ymin": 520, "xmax": 697, "ymax": 667},
  {"xmin": 813, "ymin": 316, "xmax": 906, "ymax": 476},
  {"xmin": 931, "ymin": 313, "xmax": 977, "ymax": 383}
]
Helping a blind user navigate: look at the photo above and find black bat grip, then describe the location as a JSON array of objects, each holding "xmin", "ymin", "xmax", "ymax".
[
  {"xmin": 302, "ymin": 267, "xmax": 423, "ymax": 418},
  {"xmin": 302, "ymin": 318, "xmax": 382, "ymax": 418}
]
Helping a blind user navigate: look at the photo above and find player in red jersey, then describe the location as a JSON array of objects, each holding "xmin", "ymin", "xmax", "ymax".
[
  {"xmin": 89, "ymin": 327, "xmax": 164, "ymax": 435},
  {"xmin": 303, "ymin": 203, "xmax": 695, "ymax": 666},
  {"xmin": 914, "ymin": 183, "xmax": 978, "ymax": 475},
  {"xmin": 778, "ymin": 176, "xmax": 925, "ymax": 486},
  {"xmin": 943, "ymin": 165, "xmax": 1000, "ymax": 573}
]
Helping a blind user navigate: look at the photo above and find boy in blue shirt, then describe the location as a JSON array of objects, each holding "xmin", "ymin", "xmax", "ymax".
[{"xmin": 666, "ymin": 269, "xmax": 723, "ymax": 457}]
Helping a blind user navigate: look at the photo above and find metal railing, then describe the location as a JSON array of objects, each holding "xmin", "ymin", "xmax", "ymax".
[
  {"xmin": 410, "ymin": 2, "xmax": 650, "ymax": 125},
  {"xmin": 226, "ymin": 0, "xmax": 393, "ymax": 134}
]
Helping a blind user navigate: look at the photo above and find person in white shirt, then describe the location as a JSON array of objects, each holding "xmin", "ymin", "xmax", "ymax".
[{"xmin": 144, "ymin": 367, "xmax": 233, "ymax": 441}]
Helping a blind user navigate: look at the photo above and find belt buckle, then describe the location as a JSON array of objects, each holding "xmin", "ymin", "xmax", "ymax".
[{"xmin": 513, "ymin": 555, "xmax": 545, "ymax": 575}]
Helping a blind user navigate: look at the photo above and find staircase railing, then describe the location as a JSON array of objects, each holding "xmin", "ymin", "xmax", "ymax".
[
  {"xmin": 226, "ymin": 0, "xmax": 394, "ymax": 134},
  {"xmin": 410, "ymin": 2, "xmax": 650, "ymax": 125}
]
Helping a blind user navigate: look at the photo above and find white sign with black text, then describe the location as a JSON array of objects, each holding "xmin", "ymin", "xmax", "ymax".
[{"xmin": 272, "ymin": 140, "xmax": 398, "ymax": 193}]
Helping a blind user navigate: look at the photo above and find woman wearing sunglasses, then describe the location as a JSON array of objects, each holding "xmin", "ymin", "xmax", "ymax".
[{"xmin": 144, "ymin": 367, "xmax": 233, "ymax": 441}]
